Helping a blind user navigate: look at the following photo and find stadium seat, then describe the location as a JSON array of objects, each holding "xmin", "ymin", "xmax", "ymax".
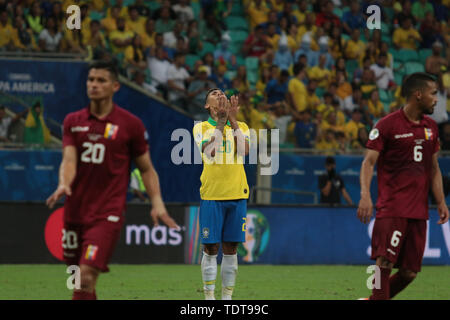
[
  {"xmin": 147, "ymin": 1, "xmax": 161, "ymax": 11},
  {"xmin": 315, "ymin": 87, "xmax": 325, "ymax": 98},
  {"xmin": 185, "ymin": 54, "xmax": 200, "ymax": 70},
  {"xmin": 384, "ymin": 7, "xmax": 395, "ymax": 21},
  {"xmin": 191, "ymin": 0, "xmax": 201, "ymax": 20},
  {"xmin": 245, "ymin": 56, "xmax": 259, "ymax": 72},
  {"xmin": 225, "ymin": 70, "xmax": 237, "ymax": 81},
  {"xmin": 229, "ymin": 30, "xmax": 249, "ymax": 43},
  {"xmin": 225, "ymin": 16, "xmax": 249, "ymax": 31},
  {"xmin": 418, "ymin": 49, "xmax": 432, "ymax": 65},
  {"xmin": 199, "ymin": 41, "xmax": 216, "ymax": 56},
  {"xmin": 381, "ymin": 34, "xmax": 392, "ymax": 46},
  {"xmin": 345, "ymin": 59, "xmax": 359, "ymax": 80},
  {"xmin": 247, "ymin": 69, "xmax": 259, "ymax": 86},
  {"xmin": 404, "ymin": 61, "xmax": 425, "ymax": 74},
  {"xmin": 394, "ymin": 72, "xmax": 404, "ymax": 86},
  {"xmin": 89, "ymin": 11, "xmax": 104, "ymax": 21},
  {"xmin": 378, "ymin": 89, "xmax": 393, "ymax": 105},
  {"xmin": 230, "ymin": 3, "xmax": 244, "ymax": 16},
  {"xmin": 395, "ymin": 49, "xmax": 419, "ymax": 63},
  {"xmin": 228, "ymin": 42, "xmax": 243, "ymax": 55},
  {"xmin": 380, "ymin": 22, "xmax": 391, "ymax": 36},
  {"xmin": 236, "ymin": 56, "xmax": 245, "ymax": 67}
]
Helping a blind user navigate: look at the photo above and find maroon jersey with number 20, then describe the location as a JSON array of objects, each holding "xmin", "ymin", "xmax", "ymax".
[
  {"xmin": 366, "ymin": 108, "xmax": 439, "ymax": 220},
  {"xmin": 62, "ymin": 104, "xmax": 148, "ymax": 225}
]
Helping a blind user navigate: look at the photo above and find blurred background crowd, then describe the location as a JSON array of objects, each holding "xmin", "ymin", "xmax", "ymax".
[{"xmin": 0, "ymin": 0, "xmax": 449, "ymax": 152}]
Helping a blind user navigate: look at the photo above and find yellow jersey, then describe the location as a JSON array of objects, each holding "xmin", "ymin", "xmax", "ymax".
[{"xmin": 193, "ymin": 117, "xmax": 250, "ymax": 200}]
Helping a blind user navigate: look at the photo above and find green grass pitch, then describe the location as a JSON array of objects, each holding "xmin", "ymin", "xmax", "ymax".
[{"xmin": 0, "ymin": 264, "xmax": 449, "ymax": 300}]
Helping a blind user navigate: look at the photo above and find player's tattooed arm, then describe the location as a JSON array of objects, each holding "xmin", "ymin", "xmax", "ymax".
[
  {"xmin": 135, "ymin": 151, "xmax": 180, "ymax": 230},
  {"xmin": 228, "ymin": 95, "xmax": 249, "ymax": 156},
  {"xmin": 46, "ymin": 146, "xmax": 77, "ymax": 208},
  {"xmin": 431, "ymin": 153, "xmax": 450, "ymax": 225},
  {"xmin": 357, "ymin": 149, "xmax": 379, "ymax": 224},
  {"xmin": 203, "ymin": 95, "xmax": 229, "ymax": 158}
]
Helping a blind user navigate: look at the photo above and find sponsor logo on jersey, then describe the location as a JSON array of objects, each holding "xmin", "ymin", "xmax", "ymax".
[
  {"xmin": 104, "ymin": 123, "xmax": 119, "ymax": 140},
  {"xmin": 369, "ymin": 128, "xmax": 379, "ymax": 140},
  {"xmin": 71, "ymin": 126, "xmax": 89, "ymax": 132},
  {"xmin": 424, "ymin": 128, "xmax": 433, "ymax": 140},
  {"xmin": 85, "ymin": 244, "xmax": 98, "ymax": 261},
  {"xmin": 394, "ymin": 133, "xmax": 413, "ymax": 139}
]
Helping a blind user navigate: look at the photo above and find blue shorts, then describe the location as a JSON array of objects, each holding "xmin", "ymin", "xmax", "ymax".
[{"xmin": 199, "ymin": 199, "xmax": 247, "ymax": 244}]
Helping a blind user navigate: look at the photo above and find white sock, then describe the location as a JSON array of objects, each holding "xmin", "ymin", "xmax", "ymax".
[
  {"xmin": 201, "ymin": 252, "xmax": 217, "ymax": 300},
  {"xmin": 221, "ymin": 254, "xmax": 238, "ymax": 300}
]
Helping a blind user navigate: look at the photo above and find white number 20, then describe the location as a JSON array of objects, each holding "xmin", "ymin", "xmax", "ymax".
[
  {"xmin": 413, "ymin": 145, "xmax": 422, "ymax": 162},
  {"xmin": 81, "ymin": 142, "xmax": 105, "ymax": 164}
]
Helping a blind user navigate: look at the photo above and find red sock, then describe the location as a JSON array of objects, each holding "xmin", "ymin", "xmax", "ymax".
[
  {"xmin": 369, "ymin": 267, "xmax": 391, "ymax": 300},
  {"xmin": 389, "ymin": 272, "xmax": 413, "ymax": 299},
  {"xmin": 72, "ymin": 290, "xmax": 97, "ymax": 300}
]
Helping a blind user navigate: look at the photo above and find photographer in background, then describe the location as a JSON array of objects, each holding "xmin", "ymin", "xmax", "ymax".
[{"xmin": 318, "ymin": 156, "xmax": 353, "ymax": 205}]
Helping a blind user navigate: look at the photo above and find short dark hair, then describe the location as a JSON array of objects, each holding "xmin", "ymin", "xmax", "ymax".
[
  {"xmin": 401, "ymin": 72, "xmax": 436, "ymax": 99},
  {"xmin": 293, "ymin": 63, "xmax": 305, "ymax": 76},
  {"xmin": 88, "ymin": 60, "xmax": 119, "ymax": 80},
  {"xmin": 325, "ymin": 156, "xmax": 335, "ymax": 165},
  {"xmin": 205, "ymin": 88, "xmax": 221, "ymax": 105}
]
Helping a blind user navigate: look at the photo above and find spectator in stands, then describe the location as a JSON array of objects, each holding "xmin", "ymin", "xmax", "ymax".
[
  {"xmin": 328, "ymin": 26, "xmax": 345, "ymax": 60},
  {"xmin": 141, "ymin": 18, "xmax": 156, "ymax": 53},
  {"xmin": 315, "ymin": 0, "xmax": 341, "ymax": 28},
  {"xmin": 440, "ymin": 122, "xmax": 450, "ymax": 150},
  {"xmin": 278, "ymin": 2, "xmax": 298, "ymax": 27},
  {"xmin": 64, "ymin": 25, "xmax": 85, "ymax": 54},
  {"xmin": 153, "ymin": 0, "xmax": 177, "ymax": 20},
  {"xmin": 273, "ymin": 36, "xmax": 293, "ymax": 71},
  {"xmin": 266, "ymin": 23, "xmax": 280, "ymax": 50},
  {"xmin": 247, "ymin": 0, "xmax": 270, "ymax": 30},
  {"xmin": 352, "ymin": 56, "xmax": 372, "ymax": 84},
  {"xmin": 315, "ymin": 129, "xmax": 340, "ymax": 152},
  {"xmin": 425, "ymin": 41, "xmax": 448, "ymax": 77},
  {"xmin": 341, "ymin": 0, "xmax": 366, "ymax": 35},
  {"xmin": 379, "ymin": 41, "xmax": 394, "ymax": 70},
  {"xmin": 331, "ymin": 57, "xmax": 348, "ymax": 82},
  {"xmin": 51, "ymin": 1, "xmax": 65, "ymax": 31},
  {"xmin": 105, "ymin": 0, "xmax": 128, "ymax": 19},
  {"xmin": 198, "ymin": 12, "xmax": 222, "ymax": 45},
  {"xmin": 286, "ymin": 23, "xmax": 300, "ymax": 53},
  {"xmin": 213, "ymin": 32, "xmax": 236, "ymax": 69},
  {"xmin": 419, "ymin": 11, "xmax": 445, "ymax": 49},
  {"xmin": 360, "ymin": 68, "xmax": 377, "ymax": 99},
  {"xmin": 26, "ymin": 1, "xmax": 44, "ymax": 37},
  {"xmin": 318, "ymin": 156, "xmax": 353, "ymax": 205},
  {"xmin": 127, "ymin": 5, "xmax": 146, "ymax": 36},
  {"xmin": 294, "ymin": 109, "xmax": 317, "ymax": 149},
  {"xmin": 0, "ymin": 9, "xmax": 14, "ymax": 51},
  {"xmin": 411, "ymin": 0, "xmax": 434, "ymax": 24},
  {"xmin": 294, "ymin": 33, "xmax": 317, "ymax": 67},
  {"xmin": 256, "ymin": 66, "xmax": 272, "ymax": 93},
  {"xmin": 370, "ymin": 53, "xmax": 396, "ymax": 91},
  {"xmin": 0, "ymin": 105, "xmax": 26, "ymax": 142},
  {"xmin": 429, "ymin": 75, "xmax": 449, "ymax": 125},
  {"xmin": 101, "ymin": 5, "xmax": 121, "ymax": 35},
  {"xmin": 132, "ymin": 70, "xmax": 158, "ymax": 95},
  {"xmin": 124, "ymin": 34, "xmax": 147, "ymax": 76},
  {"xmin": 151, "ymin": 32, "xmax": 172, "ymax": 60},
  {"xmin": 335, "ymin": 71, "xmax": 352, "ymax": 103},
  {"xmin": 394, "ymin": 0, "xmax": 417, "ymax": 27},
  {"xmin": 308, "ymin": 54, "xmax": 332, "ymax": 90},
  {"xmin": 24, "ymin": 101, "xmax": 50, "ymax": 145},
  {"xmin": 13, "ymin": 15, "xmax": 38, "ymax": 51},
  {"xmin": 209, "ymin": 64, "xmax": 232, "ymax": 92},
  {"xmin": 187, "ymin": 20, "xmax": 203, "ymax": 55},
  {"xmin": 392, "ymin": 17, "xmax": 421, "ymax": 50},
  {"xmin": 38, "ymin": 16, "xmax": 63, "ymax": 52},
  {"xmin": 134, "ymin": 0, "xmax": 152, "ymax": 18},
  {"xmin": 172, "ymin": 0, "xmax": 195, "ymax": 26},
  {"xmin": 343, "ymin": 28, "xmax": 366, "ymax": 61},
  {"xmin": 298, "ymin": 11, "xmax": 318, "ymax": 48},
  {"xmin": 202, "ymin": 52, "xmax": 215, "ymax": 76},
  {"xmin": 187, "ymin": 65, "xmax": 216, "ymax": 119},
  {"xmin": 367, "ymin": 90, "xmax": 386, "ymax": 119},
  {"xmin": 265, "ymin": 69, "xmax": 290, "ymax": 106},
  {"xmin": 351, "ymin": 126, "xmax": 369, "ymax": 150},
  {"xmin": 147, "ymin": 46, "xmax": 171, "ymax": 99},
  {"xmin": 167, "ymin": 52, "xmax": 191, "ymax": 109},
  {"xmin": 109, "ymin": 17, "xmax": 134, "ymax": 55},
  {"xmin": 243, "ymin": 25, "xmax": 271, "ymax": 59},
  {"xmin": 233, "ymin": 65, "xmax": 251, "ymax": 93},
  {"xmin": 342, "ymin": 84, "xmax": 363, "ymax": 116},
  {"xmin": 304, "ymin": 79, "xmax": 320, "ymax": 111},
  {"xmin": 155, "ymin": 6, "xmax": 176, "ymax": 34},
  {"xmin": 288, "ymin": 63, "xmax": 308, "ymax": 113},
  {"xmin": 271, "ymin": 101, "xmax": 293, "ymax": 145},
  {"xmin": 174, "ymin": 36, "xmax": 188, "ymax": 56},
  {"xmin": 317, "ymin": 35, "xmax": 334, "ymax": 69},
  {"xmin": 432, "ymin": 0, "xmax": 449, "ymax": 22},
  {"xmin": 84, "ymin": 20, "xmax": 107, "ymax": 60},
  {"xmin": 163, "ymin": 20, "xmax": 186, "ymax": 49}
]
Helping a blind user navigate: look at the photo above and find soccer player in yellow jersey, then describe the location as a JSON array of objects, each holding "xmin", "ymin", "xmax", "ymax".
[{"xmin": 192, "ymin": 89, "xmax": 250, "ymax": 300}]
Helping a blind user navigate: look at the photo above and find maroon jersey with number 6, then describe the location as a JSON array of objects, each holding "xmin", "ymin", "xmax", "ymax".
[
  {"xmin": 366, "ymin": 108, "xmax": 439, "ymax": 220},
  {"xmin": 62, "ymin": 104, "xmax": 148, "ymax": 225}
]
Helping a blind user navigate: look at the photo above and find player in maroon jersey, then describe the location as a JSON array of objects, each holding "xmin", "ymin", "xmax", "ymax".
[
  {"xmin": 46, "ymin": 60, "xmax": 179, "ymax": 300},
  {"xmin": 357, "ymin": 72, "xmax": 449, "ymax": 300}
]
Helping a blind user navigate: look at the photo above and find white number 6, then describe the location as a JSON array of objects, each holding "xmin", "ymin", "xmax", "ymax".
[
  {"xmin": 413, "ymin": 145, "xmax": 422, "ymax": 162},
  {"xmin": 390, "ymin": 230, "xmax": 402, "ymax": 247}
]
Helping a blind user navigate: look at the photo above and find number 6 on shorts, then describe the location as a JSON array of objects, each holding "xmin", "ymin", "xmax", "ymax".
[{"xmin": 390, "ymin": 230, "xmax": 402, "ymax": 247}]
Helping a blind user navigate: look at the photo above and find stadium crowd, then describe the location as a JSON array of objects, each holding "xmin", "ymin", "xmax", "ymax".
[{"xmin": 0, "ymin": 0, "xmax": 450, "ymax": 151}]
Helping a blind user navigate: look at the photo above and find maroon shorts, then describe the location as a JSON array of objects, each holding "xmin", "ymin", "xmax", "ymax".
[
  {"xmin": 62, "ymin": 220, "xmax": 122, "ymax": 272},
  {"xmin": 371, "ymin": 217, "xmax": 426, "ymax": 273}
]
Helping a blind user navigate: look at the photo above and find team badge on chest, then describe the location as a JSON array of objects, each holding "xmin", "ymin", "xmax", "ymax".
[
  {"xmin": 104, "ymin": 123, "xmax": 119, "ymax": 140},
  {"xmin": 424, "ymin": 128, "xmax": 432, "ymax": 140}
]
